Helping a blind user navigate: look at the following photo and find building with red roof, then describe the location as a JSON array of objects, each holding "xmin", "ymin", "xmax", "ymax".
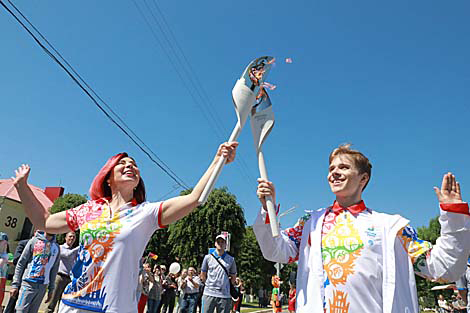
[{"xmin": 0, "ymin": 179, "xmax": 63, "ymax": 251}]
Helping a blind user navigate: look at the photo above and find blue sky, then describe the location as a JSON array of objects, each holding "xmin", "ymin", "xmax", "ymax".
[{"xmin": 1, "ymin": 0, "xmax": 469, "ymax": 230}]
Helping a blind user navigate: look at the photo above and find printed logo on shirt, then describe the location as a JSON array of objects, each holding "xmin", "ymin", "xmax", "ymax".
[
  {"xmin": 283, "ymin": 213, "xmax": 311, "ymax": 263},
  {"xmin": 321, "ymin": 211, "xmax": 364, "ymax": 312},
  {"xmin": 399, "ymin": 225, "xmax": 432, "ymax": 264},
  {"xmin": 62, "ymin": 200, "xmax": 132, "ymax": 312},
  {"xmin": 28, "ymin": 240, "xmax": 55, "ymax": 281}
]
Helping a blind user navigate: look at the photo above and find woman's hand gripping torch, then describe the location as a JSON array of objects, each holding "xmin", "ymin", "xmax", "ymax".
[
  {"xmin": 251, "ymin": 90, "xmax": 280, "ymax": 237},
  {"xmin": 198, "ymin": 56, "xmax": 275, "ymax": 205}
]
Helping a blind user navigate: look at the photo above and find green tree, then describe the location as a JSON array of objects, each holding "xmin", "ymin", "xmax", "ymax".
[
  {"xmin": 417, "ymin": 216, "xmax": 440, "ymax": 245},
  {"xmin": 416, "ymin": 216, "xmax": 441, "ymax": 308},
  {"xmin": 279, "ymin": 262, "xmax": 297, "ymax": 295},
  {"xmin": 238, "ymin": 226, "xmax": 276, "ymax": 294},
  {"xmin": 146, "ymin": 187, "xmax": 246, "ymax": 268},
  {"xmin": 145, "ymin": 227, "xmax": 172, "ymax": 267},
  {"xmin": 49, "ymin": 193, "xmax": 87, "ymax": 244}
]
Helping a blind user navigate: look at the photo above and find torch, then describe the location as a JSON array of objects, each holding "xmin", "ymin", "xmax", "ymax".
[
  {"xmin": 198, "ymin": 56, "xmax": 275, "ymax": 205},
  {"xmin": 250, "ymin": 89, "xmax": 279, "ymax": 237}
]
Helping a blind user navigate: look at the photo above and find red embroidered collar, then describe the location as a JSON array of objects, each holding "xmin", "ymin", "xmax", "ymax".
[{"xmin": 331, "ymin": 200, "xmax": 367, "ymax": 214}]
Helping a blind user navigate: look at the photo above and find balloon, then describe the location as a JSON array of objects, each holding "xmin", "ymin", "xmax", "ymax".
[{"xmin": 169, "ymin": 262, "xmax": 181, "ymax": 274}]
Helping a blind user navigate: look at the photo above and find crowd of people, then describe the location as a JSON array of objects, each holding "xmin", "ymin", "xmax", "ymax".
[
  {"xmin": 1, "ymin": 231, "xmax": 246, "ymax": 313},
  {"xmin": 128, "ymin": 233, "xmax": 247, "ymax": 313},
  {"xmin": 437, "ymin": 293, "xmax": 466, "ymax": 313}
]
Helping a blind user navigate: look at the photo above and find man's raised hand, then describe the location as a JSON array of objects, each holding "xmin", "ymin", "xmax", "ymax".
[
  {"xmin": 434, "ymin": 172, "xmax": 463, "ymax": 204},
  {"xmin": 12, "ymin": 164, "xmax": 31, "ymax": 187}
]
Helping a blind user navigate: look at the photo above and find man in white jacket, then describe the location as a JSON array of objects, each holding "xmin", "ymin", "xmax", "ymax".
[{"xmin": 254, "ymin": 144, "xmax": 470, "ymax": 313}]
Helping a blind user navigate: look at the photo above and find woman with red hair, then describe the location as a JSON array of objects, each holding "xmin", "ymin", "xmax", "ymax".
[{"xmin": 12, "ymin": 142, "xmax": 238, "ymax": 313}]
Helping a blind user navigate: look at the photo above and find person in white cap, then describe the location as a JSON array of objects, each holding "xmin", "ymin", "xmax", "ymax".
[{"xmin": 200, "ymin": 235, "xmax": 237, "ymax": 313}]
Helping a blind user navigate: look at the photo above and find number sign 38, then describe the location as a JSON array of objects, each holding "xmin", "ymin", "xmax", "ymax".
[{"xmin": 5, "ymin": 216, "xmax": 18, "ymax": 228}]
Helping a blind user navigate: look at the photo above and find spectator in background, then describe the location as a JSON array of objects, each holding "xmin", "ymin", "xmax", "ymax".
[
  {"xmin": 179, "ymin": 267, "xmax": 201, "ymax": 313},
  {"xmin": 11, "ymin": 230, "xmax": 60, "ymax": 313},
  {"xmin": 4, "ymin": 238, "xmax": 30, "ymax": 313},
  {"xmin": 193, "ymin": 270, "xmax": 204, "ymax": 313},
  {"xmin": 46, "ymin": 231, "xmax": 79, "ymax": 313},
  {"xmin": 138, "ymin": 263, "xmax": 153, "ymax": 313},
  {"xmin": 258, "ymin": 288, "xmax": 267, "ymax": 308},
  {"xmin": 156, "ymin": 265, "xmax": 167, "ymax": 313},
  {"xmin": 287, "ymin": 283, "xmax": 296, "ymax": 313},
  {"xmin": 147, "ymin": 265, "xmax": 163, "ymax": 313},
  {"xmin": 232, "ymin": 278, "xmax": 243, "ymax": 313},
  {"xmin": 456, "ymin": 259, "xmax": 470, "ymax": 313},
  {"xmin": 452, "ymin": 294, "xmax": 467, "ymax": 313},
  {"xmin": 200, "ymin": 235, "xmax": 237, "ymax": 313},
  {"xmin": 257, "ymin": 288, "xmax": 263, "ymax": 308},
  {"xmin": 177, "ymin": 269, "xmax": 188, "ymax": 312},
  {"xmin": 438, "ymin": 294, "xmax": 452, "ymax": 313},
  {"xmin": 0, "ymin": 232, "xmax": 10, "ymax": 310},
  {"xmin": 161, "ymin": 270, "xmax": 178, "ymax": 313}
]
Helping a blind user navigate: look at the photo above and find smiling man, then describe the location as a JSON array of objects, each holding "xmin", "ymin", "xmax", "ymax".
[{"xmin": 254, "ymin": 144, "xmax": 470, "ymax": 313}]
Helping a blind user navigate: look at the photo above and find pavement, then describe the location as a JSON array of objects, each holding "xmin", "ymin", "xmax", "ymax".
[{"xmin": 2, "ymin": 285, "xmax": 51, "ymax": 312}]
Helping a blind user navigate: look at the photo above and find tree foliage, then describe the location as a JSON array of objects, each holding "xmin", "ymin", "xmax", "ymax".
[
  {"xmin": 49, "ymin": 193, "xmax": 87, "ymax": 244},
  {"xmin": 238, "ymin": 226, "xmax": 276, "ymax": 294},
  {"xmin": 279, "ymin": 262, "xmax": 297, "ymax": 295},
  {"xmin": 416, "ymin": 216, "xmax": 441, "ymax": 308},
  {"xmin": 145, "ymin": 227, "xmax": 172, "ymax": 267},
  {"xmin": 417, "ymin": 216, "xmax": 440, "ymax": 245},
  {"xmin": 50, "ymin": 193, "xmax": 88, "ymax": 214},
  {"xmin": 146, "ymin": 187, "xmax": 246, "ymax": 269}
]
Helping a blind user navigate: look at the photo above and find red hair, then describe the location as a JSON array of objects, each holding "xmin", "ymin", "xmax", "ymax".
[{"xmin": 89, "ymin": 152, "xmax": 146, "ymax": 204}]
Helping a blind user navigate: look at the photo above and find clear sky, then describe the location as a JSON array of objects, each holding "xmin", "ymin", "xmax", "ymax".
[{"xmin": 1, "ymin": 0, "xmax": 469, "ymax": 229}]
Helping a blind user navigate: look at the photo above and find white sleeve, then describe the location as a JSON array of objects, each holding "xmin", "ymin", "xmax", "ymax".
[
  {"xmin": 400, "ymin": 208, "xmax": 470, "ymax": 283},
  {"xmin": 145, "ymin": 201, "xmax": 165, "ymax": 230},
  {"xmin": 253, "ymin": 207, "xmax": 304, "ymax": 264}
]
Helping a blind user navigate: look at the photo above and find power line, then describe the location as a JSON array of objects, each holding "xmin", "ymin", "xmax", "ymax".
[
  {"xmin": 157, "ymin": 184, "xmax": 182, "ymax": 201},
  {"xmin": 4, "ymin": 0, "xmax": 189, "ymax": 191},
  {"xmin": 147, "ymin": 0, "xmax": 256, "ymax": 181},
  {"xmin": 132, "ymin": 0, "xmax": 256, "ymax": 182},
  {"xmin": 1, "ymin": 0, "xmax": 190, "ymax": 191},
  {"xmin": 145, "ymin": 0, "xmax": 227, "ymax": 137}
]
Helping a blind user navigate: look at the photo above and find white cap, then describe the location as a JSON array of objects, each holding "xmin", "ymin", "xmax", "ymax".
[{"xmin": 215, "ymin": 234, "xmax": 226, "ymax": 241}]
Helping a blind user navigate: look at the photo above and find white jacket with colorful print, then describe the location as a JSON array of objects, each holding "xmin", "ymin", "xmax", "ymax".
[{"xmin": 253, "ymin": 203, "xmax": 470, "ymax": 313}]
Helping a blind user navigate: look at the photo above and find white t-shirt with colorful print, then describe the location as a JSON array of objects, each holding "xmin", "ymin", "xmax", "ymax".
[{"xmin": 62, "ymin": 198, "xmax": 164, "ymax": 313}]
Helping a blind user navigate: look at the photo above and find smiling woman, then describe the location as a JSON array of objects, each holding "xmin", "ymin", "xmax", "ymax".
[
  {"xmin": 11, "ymin": 141, "xmax": 238, "ymax": 313},
  {"xmin": 89, "ymin": 153, "xmax": 146, "ymax": 206}
]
